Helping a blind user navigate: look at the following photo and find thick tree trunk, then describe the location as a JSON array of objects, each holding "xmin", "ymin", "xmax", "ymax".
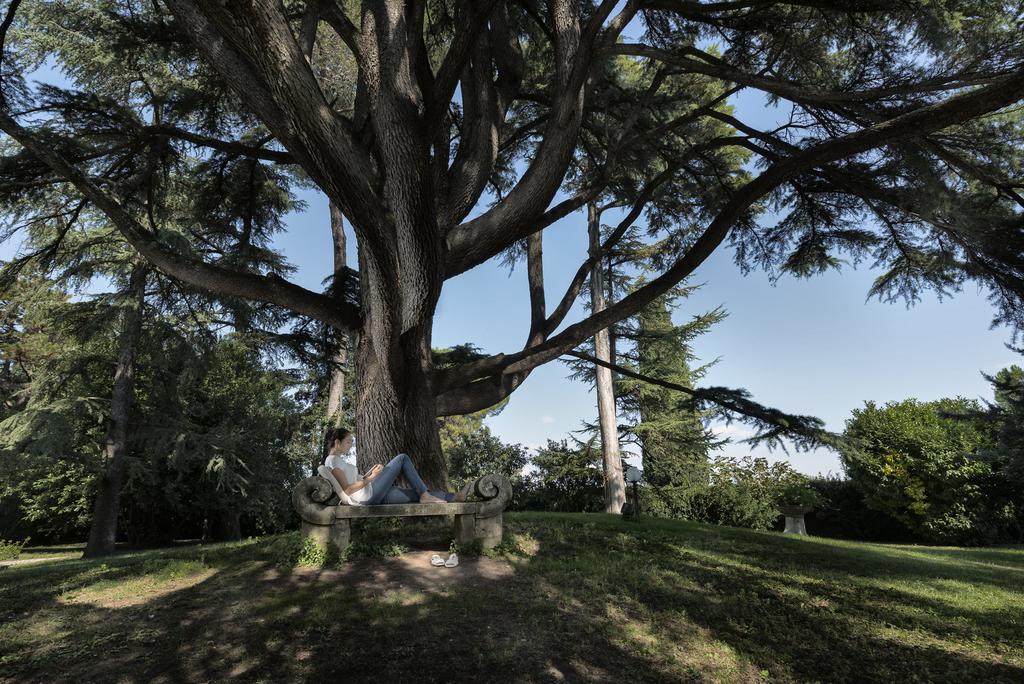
[
  {"xmin": 342, "ymin": 3, "xmax": 447, "ymax": 488},
  {"xmin": 208, "ymin": 509, "xmax": 242, "ymax": 542},
  {"xmin": 84, "ymin": 264, "xmax": 147, "ymax": 558},
  {"xmin": 354, "ymin": 320, "xmax": 447, "ymax": 489},
  {"xmin": 325, "ymin": 201, "xmax": 348, "ymax": 427},
  {"xmin": 588, "ymin": 203, "xmax": 626, "ymax": 513}
]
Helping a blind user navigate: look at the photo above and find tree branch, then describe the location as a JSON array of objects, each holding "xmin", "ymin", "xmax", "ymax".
[
  {"xmin": 438, "ymin": 65, "xmax": 1024, "ymax": 389},
  {"xmin": 162, "ymin": 1, "xmax": 383, "ymax": 233},
  {"xmin": 145, "ymin": 124, "xmax": 293, "ymax": 163},
  {"xmin": 316, "ymin": 0, "xmax": 361, "ymax": 61},
  {"xmin": 0, "ymin": 109, "xmax": 362, "ymax": 332},
  {"xmin": 0, "ymin": 0, "xmax": 21, "ymax": 106},
  {"xmin": 440, "ymin": 30, "xmax": 502, "ymax": 229},
  {"xmin": 608, "ymin": 44, "xmax": 1012, "ymax": 107},
  {"xmin": 443, "ymin": 0, "xmax": 587, "ymax": 277},
  {"xmin": 568, "ymin": 350, "xmax": 838, "ymax": 449},
  {"xmin": 640, "ymin": 0, "xmax": 908, "ymax": 17},
  {"xmin": 430, "ymin": 0, "xmax": 499, "ymax": 133}
]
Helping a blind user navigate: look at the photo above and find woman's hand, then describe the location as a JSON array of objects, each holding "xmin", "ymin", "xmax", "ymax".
[{"xmin": 364, "ymin": 463, "xmax": 384, "ymax": 481}]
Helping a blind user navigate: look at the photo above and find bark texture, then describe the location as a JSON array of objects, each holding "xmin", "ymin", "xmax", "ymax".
[
  {"xmin": 83, "ymin": 264, "xmax": 146, "ymax": 558},
  {"xmin": 325, "ymin": 202, "xmax": 348, "ymax": 427},
  {"xmin": 348, "ymin": 2, "xmax": 447, "ymax": 486}
]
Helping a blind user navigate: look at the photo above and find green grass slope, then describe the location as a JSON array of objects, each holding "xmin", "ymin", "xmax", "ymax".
[{"xmin": 1, "ymin": 512, "xmax": 1021, "ymax": 683}]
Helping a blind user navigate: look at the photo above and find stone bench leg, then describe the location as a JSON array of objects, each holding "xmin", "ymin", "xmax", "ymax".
[
  {"xmin": 454, "ymin": 513, "xmax": 503, "ymax": 549},
  {"xmin": 301, "ymin": 519, "xmax": 351, "ymax": 552}
]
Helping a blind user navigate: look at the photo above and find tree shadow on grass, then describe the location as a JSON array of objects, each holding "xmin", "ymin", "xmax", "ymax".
[
  {"xmin": 1, "ymin": 538, "xmax": 700, "ymax": 683},
  {"xmin": 622, "ymin": 548, "xmax": 1022, "ymax": 681},
  {"xmin": 3, "ymin": 519, "xmax": 1023, "ymax": 683},
  {"xmin": 606, "ymin": 515, "xmax": 1024, "ymax": 594},
  {"xmin": 514, "ymin": 516, "xmax": 1024, "ymax": 683}
]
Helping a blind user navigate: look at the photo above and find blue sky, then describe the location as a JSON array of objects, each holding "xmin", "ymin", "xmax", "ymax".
[
  {"xmin": 270, "ymin": 79, "xmax": 1017, "ymax": 476},
  {"xmin": 272, "ymin": 178, "xmax": 1015, "ymax": 477},
  {"xmin": 5, "ymin": 31, "xmax": 1018, "ymax": 477}
]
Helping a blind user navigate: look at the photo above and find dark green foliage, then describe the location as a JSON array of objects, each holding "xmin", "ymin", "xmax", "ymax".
[
  {"xmin": 0, "ymin": 278, "xmax": 118, "ymax": 541},
  {"xmin": 942, "ymin": 362, "xmax": 1024, "ymax": 541},
  {"xmin": 980, "ymin": 364, "xmax": 1024, "ymax": 492},
  {"xmin": 132, "ymin": 333, "xmax": 306, "ymax": 543},
  {"xmin": 668, "ymin": 455, "xmax": 810, "ymax": 532},
  {"xmin": 0, "ymin": 282, "xmax": 308, "ymax": 543},
  {"xmin": 444, "ymin": 425, "xmax": 529, "ymax": 504},
  {"xmin": 805, "ymin": 476, "xmax": 916, "ymax": 543},
  {"xmin": 0, "ymin": 0, "xmax": 310, "ymax": 548},
  {"xmin": 629, "ymin": 295, "xmax": 712, "ymax": 518},
  {"xmin": 840, "ymin": 398, "xmax": 1011, "ymax": 545},
  {"xmin": 519, "ymin": 440, "xmax": 605, "ymax": 512}
]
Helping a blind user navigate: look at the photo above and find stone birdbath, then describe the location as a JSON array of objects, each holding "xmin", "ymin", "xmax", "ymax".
[{"xmin": 778, "ymin": 504, "xmax": 812, "ymax": 535}]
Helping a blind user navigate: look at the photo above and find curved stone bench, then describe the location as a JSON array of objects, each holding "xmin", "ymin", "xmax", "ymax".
[{"xmin": 292, "ymin": 473, "xmax": 513, "ymax": 551}]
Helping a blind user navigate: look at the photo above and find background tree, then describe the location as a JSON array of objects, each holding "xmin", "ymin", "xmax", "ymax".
[
  {"xmin": 0, "ymin": 281, "xmax": 309, "ymax": 546},
  {"xmin": 839, "ymin": 398, "xmax": 1009, "ymax": 545},
  {"xmin": 0, "ymin": 0, "xmax": 317, "ymax": 553},
  {"xmin": 980, "ymin": 364, "xmax": 1024, "ymax": 492},
  {"xmin": 521, "ymin": 438, "xmax": 606, "ymax": 513},
  {"xmin": 695, "ymin": 455, "xmax": 809, "ymax": 531},
  {"xmin": 3, "ymin": 0, "xmax": 1024, "ymax": 490},
  {"xmin": 0, "ymin": 275, "xmax": 103, "ymax": 542},
  {"xmin": 950, "ymin": 362, "xmax": 1024, "ymax": 540},
  {"xmin": 628, "ymin": 293, "xmax": 719, "ymax": 519}
]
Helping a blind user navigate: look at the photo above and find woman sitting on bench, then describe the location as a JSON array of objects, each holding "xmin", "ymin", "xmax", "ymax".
[{"xmin": 323, "ymin": 427, "xmax": 473, "ymax": 505}]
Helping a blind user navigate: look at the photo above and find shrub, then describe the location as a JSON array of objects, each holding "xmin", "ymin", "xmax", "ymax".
[
  {"xmin": 778, "ymin": 480, "xmax": 821, "ymax": 508},
  {"xmin": 518, "ymin": 440, "xmax": 606, "ymax": 512},
  {"xmin": 0, "ymin": 537, "xmax": 29, "ymax": 561},
  {"xmin": 695, "ymin": 456, "xmax": 810, "ymax": 530},
  {"xmin": 805, "ymin": 476, "xmax": 916, "ymax": 542},
  {"xmin": 840, "ymin": 398, "xmax": 1010, "ymax": 545},
  {"xmin": 639, "ymin": 455, "xmax": 811, "ymax": 531}
]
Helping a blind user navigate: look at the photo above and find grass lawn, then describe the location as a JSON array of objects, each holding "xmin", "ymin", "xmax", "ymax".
[{"xmin": 1, "ymin": 512, "xmax": 1022, "ymax": 683}]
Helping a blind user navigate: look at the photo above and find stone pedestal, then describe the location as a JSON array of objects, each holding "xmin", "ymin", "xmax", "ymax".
[{"xmin": 778, "ymin": 505, "xmax": 811, "ymax": 535}]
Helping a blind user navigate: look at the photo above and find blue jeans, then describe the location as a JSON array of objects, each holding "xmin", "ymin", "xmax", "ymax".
[{"xmin": 360, "ymin": 453, "xmax": 455, "ymax": 505}]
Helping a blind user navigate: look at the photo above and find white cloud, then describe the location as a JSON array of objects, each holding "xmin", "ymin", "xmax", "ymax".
[
  {"xmin": 710, "ymin": 422, "xmax": 757, "ymax": 440},
  {"xmin": 541, "ymin": 415, "xmax": 555, "ymax": 424}
]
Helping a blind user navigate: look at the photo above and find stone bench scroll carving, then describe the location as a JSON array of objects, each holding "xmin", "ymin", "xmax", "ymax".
[{"xmin": 292, "ymin": 473, "xmax": 513, "ymax": 552}]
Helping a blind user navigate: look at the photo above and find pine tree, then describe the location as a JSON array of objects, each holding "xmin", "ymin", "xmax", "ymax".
[
  {"xmin": 632, "ymin": 295, "xmax": 716, "ymax": 518},
  {"xmin": 0, "ymin": 1, "xmax": 307, "ymax": 551}
]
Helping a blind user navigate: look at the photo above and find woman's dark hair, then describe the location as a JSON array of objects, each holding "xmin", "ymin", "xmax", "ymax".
[{"xmin": 324, "ymin": 427, "xmax": 352, "ymax": 455}]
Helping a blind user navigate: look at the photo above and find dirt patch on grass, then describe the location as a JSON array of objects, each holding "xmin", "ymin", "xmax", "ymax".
[
  {"xmin": 0, "ymin": 553, "xmax": 79, "ymax": 568},
  {"xmin": 277, "ymin": 549, "xmax": 515, "ymax": 595},
  {"xmin": 58, "ymin": 568, "xmax": 219, "ymax": 609}
]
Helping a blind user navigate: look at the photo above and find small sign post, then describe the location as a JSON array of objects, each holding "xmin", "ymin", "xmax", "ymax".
[{"xmin": 624, "ymin": 465, "xmax": 643, "ymax": 520}]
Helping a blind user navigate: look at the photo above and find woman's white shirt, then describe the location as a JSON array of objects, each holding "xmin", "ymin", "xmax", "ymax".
[{"xmin": 324, "ymin": 452, "xmax": 371, "ymax": 503}]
